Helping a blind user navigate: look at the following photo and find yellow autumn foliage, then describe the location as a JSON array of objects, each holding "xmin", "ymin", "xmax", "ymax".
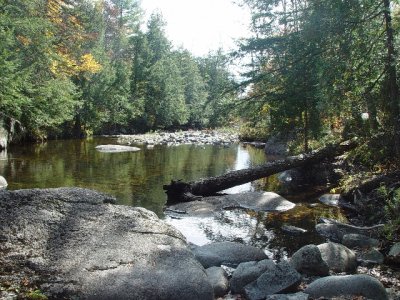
[
  {"xmin": 50, "ymin": 53, "xmax": 102, "ymax": 76},
  {"xmin": 79, "ymin": 53, "xmax": 102, "ymax": 73}
]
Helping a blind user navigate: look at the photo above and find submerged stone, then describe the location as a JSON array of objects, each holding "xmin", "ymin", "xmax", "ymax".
[
  {"xmin": 318, "ymin": 194, "xmax": 341, "ymax": 207},
  {"xmin": 281, "ymin": 225, "xmax": 307, "ymax": 235},
  {"xmin": 227, "ymin": 192, "xmax": 296, "ymax": 212}
]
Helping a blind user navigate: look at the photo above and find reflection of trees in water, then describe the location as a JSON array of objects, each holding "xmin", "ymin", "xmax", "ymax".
[
  {"xmin": 191, "ymin": 204, "xmax": 346, "ymax": 260},
  {"xmin": 263, "ymin": 204, "xmax": 346, "ymax": 256},
  {"xmin": 198, "ymin": 209, "xmax": 275, "ymax": 248},
  {"xmin": 3, "ymin": 139, "xmax": 267, "ymax": 216}
]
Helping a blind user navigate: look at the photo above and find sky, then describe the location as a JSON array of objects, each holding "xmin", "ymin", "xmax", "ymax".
[{"xmin": 139, "ymin": 0, "xmax": 252, "ymax": 57}]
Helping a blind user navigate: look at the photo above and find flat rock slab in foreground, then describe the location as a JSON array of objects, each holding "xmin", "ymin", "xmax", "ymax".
[
  {"xmin": 0, "ymin": 188, "xmax": 213, "ymax": 300},
  {"xmin": 95, "ymin": 144, "xmax": 141, "ymax": 152}
]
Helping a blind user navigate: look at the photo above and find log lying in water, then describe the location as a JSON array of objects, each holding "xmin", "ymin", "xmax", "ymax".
[{"xmin": 164, "ymin": 139, "xmax": 358, "ymax": 204}]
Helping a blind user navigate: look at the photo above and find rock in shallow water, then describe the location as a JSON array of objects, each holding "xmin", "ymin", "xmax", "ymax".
[
  {"xmin": 342, "ymin": 233, "xmax": 380, "ymax": 249},
  {"xmin": 317, "ymin": 242, "xmax": 357, "ymax": 273},
  {"xmin": 0, "ymin": 188, "xmax": 213, "ymax": 300},
  {"xmin": 244, "ymin": 261, "xmax": 302, "ymax": 300},
  {"xmin": 318, "ymin": 193, "xmax": 341, "ymax": 207},
  {"xmin": 95, "ymin": 144, "xmax": 140, "ymax": 152},
  {"xmin": 230, "ymin": 259, "xmax": 276, "ymax": 294},
  {"xmin": 167, "ymin": 192, "xmax": 296, "ymax": 218},
  {"xmin": 231, "ymin": 192, "xmax": 296, "ymax": 212},
  {"xmin": 193, "ymin": 241, "xmax": 268, "ymax": 268},
  {"xmin": 290, "ymin": 244, "xmax": 329, "ymax": 276}
]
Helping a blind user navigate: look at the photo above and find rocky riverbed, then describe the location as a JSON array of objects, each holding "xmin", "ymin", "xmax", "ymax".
[
  {"xmin": 0, "ymin": 188, "xmax": 399, "ymax": 299},
  {"xmin": 115, "ymin": 129, "xmax": 239, "ymax": 147}
]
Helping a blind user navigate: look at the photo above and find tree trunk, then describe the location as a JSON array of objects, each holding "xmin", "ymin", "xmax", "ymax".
[
  {"xmin": 383, "ymin": 0, "xmax": 400, "ymax": 157},
  {"xmin": 164, "ymin": 139, "xmax": 358, "ymax": 204}
]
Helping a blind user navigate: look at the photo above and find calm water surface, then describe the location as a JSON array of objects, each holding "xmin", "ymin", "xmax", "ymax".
[
  {"xmin": 0, "ymin": 137, "xmax": 345, "ymax": 256},
  {"xmin": 0, "ymin": 137, "xmax": 266, "ymax": 216}
]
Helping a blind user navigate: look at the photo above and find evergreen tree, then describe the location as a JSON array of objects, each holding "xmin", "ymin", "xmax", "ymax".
[
  {"xmin": 173, "ymin": 50, "xmax": 208, "ymax": 128},
  {"xmin": 239, "ymin": 0, "xmax": 400, "ymax": 153}
]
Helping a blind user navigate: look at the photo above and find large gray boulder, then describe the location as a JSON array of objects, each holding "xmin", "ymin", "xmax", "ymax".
[
  {"xmin": 304, "ymin": 275, "xmax": 388, "ymax": 300},
  {"xmin": 289, "ymin": 244, "xmax": 329, "ymax": 276},
  {"xmin": 230, "ymin": 259, "xmax": 275, "ymax": 294},
  {"xmin": 193, "ymin": 241, "xmax": 268, "ymax": 268},
  {"xmin": 244, "ymin": 261, "xmax": 301, "ymax": 300},
  {"xmin": 317, "ymin": 242, "xmax": 357, "ymax": 273},
  {"xmin": 0, "ymin": 188, "xmax": 213, "ymax": 300}
]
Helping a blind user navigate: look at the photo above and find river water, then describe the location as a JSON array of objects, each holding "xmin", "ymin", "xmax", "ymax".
[
  {"xmin": 0, "ymin": 137, "xmax": 267, "ymax": 215},
  {"xmin": 0, "ymin": 137, "xmax": 345, "ymax": 256}
]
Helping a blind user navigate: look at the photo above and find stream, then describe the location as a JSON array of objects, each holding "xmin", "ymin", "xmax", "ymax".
[{"xmin": 0, "ymin": 137, "xmax": 346, "ymax": 257}]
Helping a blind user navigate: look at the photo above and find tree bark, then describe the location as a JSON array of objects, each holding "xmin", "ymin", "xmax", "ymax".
[
  {"xmin": 164, "ymin": 139, "xmax": 358, "ymax": 204},
  {"xmin": 383, "ymin": 0, "xmax": 400, "ymax": 157}
]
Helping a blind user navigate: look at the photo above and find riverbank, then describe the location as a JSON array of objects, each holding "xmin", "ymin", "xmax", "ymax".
[
  {"xmin": 114, "ymin": 129, "xmax": 239, "ymax": 146},
  {"xmin": 1, "ymin": 187, "xmax": 399, "ymax": 299}
]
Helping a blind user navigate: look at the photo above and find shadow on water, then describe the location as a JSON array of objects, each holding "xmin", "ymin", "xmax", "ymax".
[{"xmin": 0, "ymin": 137, "xmax": 347, "ymax": 254}]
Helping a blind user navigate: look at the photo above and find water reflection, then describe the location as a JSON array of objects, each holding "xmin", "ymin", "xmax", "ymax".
[
  {"xmin": 0, "ymin": 138, "xmax": 267, "ymax": 216},
  {"xmin": 167, "ymin": 203, "xmax": 346, "ymax": 258},
  {"xmin": 0, "ymin": 138, "xmax": 348, "ymax": 256},
  {"xmin": 223, "ymin": 146, "xmax": 252, "ymax": 194}
]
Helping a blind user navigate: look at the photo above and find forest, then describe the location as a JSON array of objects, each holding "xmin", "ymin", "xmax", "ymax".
[
  {"xmin": 0, "ymin": 0, "xmax": 237, "ymax": 141},
  {"xmin": 1, "ymin": 0, "xmax": 400, "ymax": 297},
  {"xmin": 0, "ymin": 0, "xmax": 399, "ymax": 155},
  {"xmin": 1, "ymin": 0, "xmax": 400, "ymax": 157}
]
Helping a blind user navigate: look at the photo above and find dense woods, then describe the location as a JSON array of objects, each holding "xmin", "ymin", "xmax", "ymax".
[
  {"xmin": 0, "ymin": 0, "xmax": 237, "ymax": 142},
  {"xmin": 237, "ymin": 0, "xmax": 400, "ymax": 158},
  {"xmin": 2, "ymin": 0, "xmax": 400, "ymax": 161}
]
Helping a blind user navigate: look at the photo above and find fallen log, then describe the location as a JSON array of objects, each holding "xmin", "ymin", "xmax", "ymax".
[{"xmin": 164, "ymin": 139, "xmax": 358, "ymax": 204}]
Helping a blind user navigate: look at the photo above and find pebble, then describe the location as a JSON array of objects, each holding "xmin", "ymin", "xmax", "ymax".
[{"xmin": 116, "ymin": 130, "xmax": 239, "ymax": 146}]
